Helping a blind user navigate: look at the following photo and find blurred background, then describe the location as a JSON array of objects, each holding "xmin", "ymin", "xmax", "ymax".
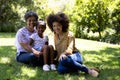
[{"xmin": 0, "ymin": 0, "xmax": 120, "ymax": 44}]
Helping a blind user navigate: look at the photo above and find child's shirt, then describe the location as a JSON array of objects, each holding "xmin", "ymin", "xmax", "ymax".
[{"xmin": 30, "ymin": 33, "xmax": 48, "ymax": 51}]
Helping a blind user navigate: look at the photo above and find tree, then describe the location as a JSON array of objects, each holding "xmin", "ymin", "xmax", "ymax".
[
  {"xmin": 0, "ymin": 0, "xmax": 35, "ymax": 32},
  {"xmin": 0, "ymin": 0, "xmax": 19, "ymax": 32},
  {"xmin": 111, "ymin": 1, "xmax": 120, "ymax": 34},
  {"xmin": 72, "ymin": 0, "xmax": 110, "ymax": 40}
]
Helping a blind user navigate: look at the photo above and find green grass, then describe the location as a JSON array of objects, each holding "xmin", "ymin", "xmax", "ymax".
[{"xmin": 0, "ymin": 33, "xmax": 120, "ymax": 80}]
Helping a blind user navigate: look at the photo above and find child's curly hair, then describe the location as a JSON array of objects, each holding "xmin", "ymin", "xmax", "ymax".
[{"xmin": 46, "ymin": 12, "xmax": 69, "ymax": 32}]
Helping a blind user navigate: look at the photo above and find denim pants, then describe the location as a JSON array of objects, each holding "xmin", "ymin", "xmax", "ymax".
[
  {"xmin": 16, "ymin": 52, "xmax": 44, "ymax": 66},
  {"xmin": 57, "ymin": 52, "xmax": 88, "ymax": 74}
]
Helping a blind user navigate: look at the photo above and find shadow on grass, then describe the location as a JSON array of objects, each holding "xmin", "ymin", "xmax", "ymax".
[
  {"xmin": 0, "ymin": 46, "xmax": 120, "ymax": 80},
  {"xmin": 82, "ymin": 47, "xmax": 120, "ymax": 64},
  {"xmin": 82, "ymin": 47, "xmax": 120, "ymax": 80},
  {"xmin": 0, "ymin": 46, "xmax": 22, "ymax": 80},
  {"xmin": 0, "ymin": 46, "xmax": 66, "ymax": 80}
]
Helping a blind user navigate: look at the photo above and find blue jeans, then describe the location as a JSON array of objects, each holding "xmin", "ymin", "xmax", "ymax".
[
  {"xmin": 57, "ymin": 52, "xmax": 88, "ymax": 74},
  {"xmin": 16, "ymin": 52, "xmax": 44, "ymax": 66}
]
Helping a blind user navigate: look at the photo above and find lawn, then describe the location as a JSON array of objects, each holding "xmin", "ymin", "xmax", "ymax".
[{"xmin": 0, "ymin": 32, "xmax": 120, "ymax": 80}]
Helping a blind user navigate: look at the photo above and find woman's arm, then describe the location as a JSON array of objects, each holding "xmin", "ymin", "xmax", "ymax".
[
  {"xmin": 20, "ymin": 42, "xmax": 41, "ymax": 57},
  {"xmin": 65, "ymin": 34, "xmax": 75, "ymax": 54},
  {"xmin": 20, "ymin": 42, "xmax": 33, "ymax": 52},
  {"xmin": 20, "ymin": 36, "xmax": 40, "ymax": 57}
]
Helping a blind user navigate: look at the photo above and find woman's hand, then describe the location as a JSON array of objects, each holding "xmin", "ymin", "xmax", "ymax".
[
  {"xmin": 34, "ymin": 51, "xmax": 43, "ymax": 57},
  {"xmin": 34, "ymin": 50, "xmax": 41, "ymax": 57},
  {"xmin": 59, "ymin": 52, "xmax": 67, "ymax": 61},
  {"xmin": 32, "ymin": 48, "xmax": 41, "ymax": 57}
]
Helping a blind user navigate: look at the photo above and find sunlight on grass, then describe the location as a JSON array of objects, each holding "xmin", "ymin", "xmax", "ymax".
[
  {"xmin": 84, "ymin": 54, "xmax": 102, "ymax": 62},
  {"xmin": 84, "ymin": 51, "xmax": 115, "ymax": 63},
  {"xmin": 21, "ymin": 67, "xmax": 37, "ymax": 78},
  {"xmin": 0, "ymin": 38, "xmax": 15, "ymax": 46},
  {"xmin": 75, "ymin": 38, "xmax": 120, "ymax": 51},
  {"xmin": 107, "ymin": 75, "xmax": 120, "ymax": 80},
  {"xmin": 64, "ymin": 74, "xmax": 85, "ymax": 80},
  {"xmin": 64, "ymin": 75, "xmax": 71, "ymax": 80},
  {"xmin": 0, "ymin": 57, "xmax": 10, "ymax": 63}
]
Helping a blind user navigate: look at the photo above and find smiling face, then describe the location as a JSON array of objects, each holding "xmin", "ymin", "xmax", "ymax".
[
  {"xmin": 26, "ymin": 16, "xmax": 37, "ymax": 32},
  {"xmin": 53, "ymin": 22, "xmax": 63, "ymax": 35},
  {"xmin": 36, "ymin": 25, "xmax": 46, "ymax": 35}
]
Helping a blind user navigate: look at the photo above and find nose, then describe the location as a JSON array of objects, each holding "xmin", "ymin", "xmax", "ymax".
[
  {"xmin": 39, "ymin": 28, "xmax": 42, "ymax": 31},
  {"xmin": 54, "ymin": 26, "xmax": 58, "ymax": 29},
  {"xmin": 38, "ymin": 28, "xmax": 44, "ymax": 31}
]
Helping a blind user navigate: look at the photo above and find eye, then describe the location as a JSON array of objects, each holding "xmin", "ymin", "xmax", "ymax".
[{"xmin": 53, "ymin": 24, "xmax": 56, "ymax": 27}]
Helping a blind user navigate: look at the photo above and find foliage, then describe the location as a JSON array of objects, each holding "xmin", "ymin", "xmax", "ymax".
[
  {"xmin": 0, "ymin": 0, "xmax": 34, "ymax": 32},
  {"xmin": 0, "ymin": 0, "xmax": 19, "ymax": 32},
  {"xmin": 68, "ymin": 0, "xmax": 120, "ymax": 44},
  {"xmin": 72, "ymin": 0, "xmax": 110, "ymax": 40},
  {"xmin": 0, "ymin": 0, "xmax": 74, "ymax": 32},
  {"xmin": 102, "ymin": 0, "xmax": 120, "ymax": 44},
  {"xmin": 0, "ymin": 0, "xmax": 120, "ymax": 44},
  {"xmin": 103, "ymin": 32, "xmax": 120, "ymax": 44},
  {"xmin": 111, "ymin": 1, "xmax": 120, "ymax": 34}
]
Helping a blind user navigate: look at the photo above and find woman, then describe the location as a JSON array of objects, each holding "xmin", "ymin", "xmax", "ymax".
[
  {"xmin": 46, "ymin": 12, "xmax": 99, "ymax": 77},
  {"xmin": 15, "ymin": 11, "xmax": 43, "ymax": 66}
]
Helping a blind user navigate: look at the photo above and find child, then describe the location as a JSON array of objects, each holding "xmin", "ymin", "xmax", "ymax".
[
  {"xmin": 47, "ymin": 12, "xmax": 99, "ymax": 77},
  {"xmin": 30, "ymin": 19, "xmax": 56, "ymax": 71}
]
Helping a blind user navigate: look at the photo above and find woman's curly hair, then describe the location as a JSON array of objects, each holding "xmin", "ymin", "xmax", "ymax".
[{"xmin": 46, "ymin": 12, "xmax": 69, "ymax": 32}]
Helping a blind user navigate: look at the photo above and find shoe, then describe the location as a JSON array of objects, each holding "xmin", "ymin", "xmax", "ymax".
[
  {"xmin": 43, "ymin": 64, "xmax": 50, "ymax": 71},
  {"xmin": 88, "ymin": 68, "xmax": 99, "ymax": 77},
  {"xmin": 50, "ymin": 64, "xmax": 56, "ymax": 70}
]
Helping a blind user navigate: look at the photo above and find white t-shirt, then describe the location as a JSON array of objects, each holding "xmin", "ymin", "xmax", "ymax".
[
  {"xmin": 30, "ymin": 33, "xmax": 48, "ymax": 51},
  {"xmin": 15, "ymin": 27, "xmax": 36, "ymax": 53}
]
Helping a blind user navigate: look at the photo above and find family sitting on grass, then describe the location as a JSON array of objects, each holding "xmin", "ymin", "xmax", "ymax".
[{"xmin": 15, "ymin": 11, "xmax": 99, "ymax": 77}]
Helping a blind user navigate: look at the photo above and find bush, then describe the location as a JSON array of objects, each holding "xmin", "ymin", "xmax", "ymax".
[
  {"xmin": 0, "ymin": 20, "xmax": 25, "ymax": 32},
  {"xmin": 110, "ymin": 34, "xmax": 120, "ymax": 44},
  {"xmin": 0, "ymin": 22, "xmax": 15, "ymax": 32}
]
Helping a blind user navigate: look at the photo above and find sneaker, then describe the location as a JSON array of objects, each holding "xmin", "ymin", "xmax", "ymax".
[
  {"xmin": 88, "ymin": 68, "xmax": 99, "ymax": 77},
  {"xmin": 50, "ymin": 64, "xmax": 56, "ymax": 70},
  {"xmin": 43, "ymin": 64, "xmax": 50, "ymax": 71}
]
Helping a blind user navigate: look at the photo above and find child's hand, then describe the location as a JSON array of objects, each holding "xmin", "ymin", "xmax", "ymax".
[
  {"xmin": 32, "ymin": 48, "xmax": 41, "ymax": 57},
  {"xmin": 39, "ymin": 52, "xmax": 43, "ymax": 56}
]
